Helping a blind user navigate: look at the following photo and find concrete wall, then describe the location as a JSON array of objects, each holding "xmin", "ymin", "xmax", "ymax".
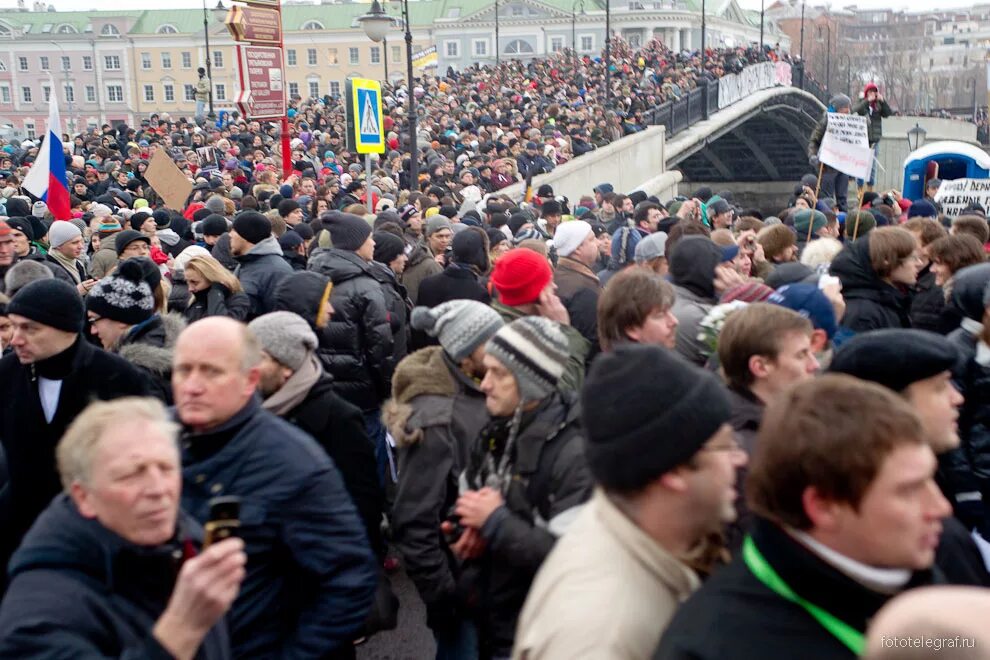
[
  {"xmin": 499, "ymin": 126, "xmax": 674, "ymax": 203},
  {"xmin": 687, "ymin": 181, "xmax": 797, "ymax": 217},
  {"xmin": 875, "ymin": 116, "xmax": 980, "ymax": 193}
]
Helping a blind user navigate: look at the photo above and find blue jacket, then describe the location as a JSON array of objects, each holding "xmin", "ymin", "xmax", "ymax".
[
  {"xmin": 0, "ymin": 494, "xmax": 230, "ymax": 660},
  {"xmin": 179, "ymin": 397, "xmax": 378, "ymax": 659}
]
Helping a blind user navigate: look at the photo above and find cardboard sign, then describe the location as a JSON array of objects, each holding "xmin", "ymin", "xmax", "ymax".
[
  {"xmin": 933, "ymin": 178, "xmax": 990, "ymax": 218},
  {"xmin": 818, "ymin": 112, "xmax": 872, "ymax": 180},
  {"xmin": 145, "ymin": 149, "xmax": 193, "ymax": 211}
]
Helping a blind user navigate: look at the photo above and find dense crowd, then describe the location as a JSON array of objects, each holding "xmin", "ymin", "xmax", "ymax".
[{"xmin": 0, "ymin": 41, "xmax": 988, "ymax": 660}]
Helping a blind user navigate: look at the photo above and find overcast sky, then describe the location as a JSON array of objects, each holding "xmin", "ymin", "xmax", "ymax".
[{"xmin": 17, "ymin": 0, "xmax": 972, "ymax": 15}]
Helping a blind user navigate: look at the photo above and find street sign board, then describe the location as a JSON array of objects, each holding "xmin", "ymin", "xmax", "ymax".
[
  {"xmin": 225, "ymin": 6, "xmax": 281, "ymax": 46},
  {"xmin": 345, "ymin": 78, "xmax": 384, "ymax": 154},
  {"xmin": 235, "ymin": 45, "xmax": 286, "ymax": 120},
  {"xmin": 240, "ymin": 0, "xmax": 280, "ymax": 7}
]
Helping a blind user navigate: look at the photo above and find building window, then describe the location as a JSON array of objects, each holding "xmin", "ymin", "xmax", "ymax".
[
  {"xmin": 0, "ymin": 86, "xmax": 9, "ymax": 104},
  {"xmin": 60, "ymin": 55, "xmax": 70, "ymax": 71},
  {"xmin": 307, "ymin": 48, "xmax": 317, "ymax": 65},
  {"xmin": 104, "ymin": 55, "xmax": 121, "ymax": 70},
  {"xmin": 392, "ymin": 45, "xmax": 401, "ymax": 61},
  {"xmin": 64, "ymin": 85, "xmax": 74, "ymax": 102},
  {"xmin": 157, "ymin": 24, "xmax": 178, "ymax": 34},
  {"xmin": 308, "ymin": 80, "xmax": 319, "ymax": 98},
  {"xmin": 42, "ymin": 85, "xmax": 50, "ymax": 102},
  {"xmin": 107, "ymin": 85, "xmax": 124, "ymax": 102},
  {"xmin": 25, "ymin": 121, "xmax": 35, "ymax": 139},
  {"xmin": 100, "ymin": 23, "xmax": 120, "ymax": 36},
  {"xmin": 445, "ymin": 41, "xmax": 460, "ymax": 57},
  {"xmin": 511, "ymin": 4, "xmax": 524, "ymax": 15},
  {"xmin": 580, "ymin": 35, "xmax": 593, "ymax": 52},
  {"xmin": 85, "ymin": 85, "xmax": 96, "ymax": 103},
  {"xmin": 370, "ymin": 46, "xmax": 381, "ymax": 64},
  {"xmin": 181, "ymin": 51, "xmax": 191, "ymax": 68},
  {"xmin": 39, "ymin": 56, "xmax": 49, "ymax": 70},
  {"xmin": 328, "ymin": 48, "xmax": 338, "ymax": 65},
  {"xmin": 144, "ymin": 84, "xmax": 155, "ymax": 102},
  {"xmin": 21, "ymin": 86, "xmax": 31, "ymax": 103},
  {"xmin": 287, "ymin": 49, "xmax": 297, "ymax": 66},
  {"xmin": 164, "ymin": 83, "xmax": 175, "ymax": 102},
  {"xmin": 83, "ymin": 55, "xmax": 93, "ymax": 70},
  {"xmin": 212, "ymin": 51, "xmax": 223, "ymax": 68},
  {"xmin": 184, "ymin": 84, "xmax": 195, "ymax": 101},
  {"xmin": 330, "ymin": 80, "xmax": 340, "ymax": 97},
  {"xmin": 473, "ymin": 40, "xmax": 488, "ymax": 56},
  {"xmin": 628, "ymin": 33, "xmax": 641, "ymax": 48},
  {"xmin": 17, "ymin": 56, "xmax": 27, "ymax": 71},
  {"xmin": 215, "ymin": 84, "xmax": 226, "ymax": 101},
  {"xmin": 301, "ymin": 20, "xmax": 324, "ymax": 30},
  {"xmin": 288, "ymin": 81, "xmax": 299, "ymax": 98},
  {"xmin": 348, "ymin": 47, "xmax": 359, "ymax": 65},
  {"xmin": 550, "ymin": 36, "xmax": 563, "ymax": 52},
  {"xmin": 504, "ymin": 39, "xmax": 533, "ymax": 54},
  {"xmin": 141, "ymin": 52, "xmax": 151, "ymax": 69},
  {"xmin": 161, "ymin": 52, "xmax": 171, "ymax": 69}
]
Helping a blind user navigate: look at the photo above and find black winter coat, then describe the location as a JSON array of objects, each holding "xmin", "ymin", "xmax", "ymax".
[
  {"xmin": 168, "ymin": 270, "xmax": 191, "ymax": 313},
  {"xmin": 417, "ymin": 263, "xmax": 491, "ymax": 308},
  {"xmin": 0, "ymin": 337, "xmax": 150, "ymax": 583},
  {"xmin": 655, "ymin": 516, "xmax": 941, "ymax": 660},
  {"xmin": 909, "ymin": 266, "xmax": 944, "ymax": 333},
  {"xmin": 284, "ymin": 374, "xmax": 385, "ymax": 558},
  {"xmin": 116, "ymin": 313, "xmax": 185, "ymax": 404},
  {"xmin": 183, "ymin": 283, "xmax": 251, "ymax": 323},
  {"xmin": 180, "ymin": 398, "xmax": 378, "ymax": 658},
  {"xmin": 234, "ymin": 237, "xmax": 294, "ymax": 319},
  {"xmin": 370, "ymin": 261, "xmax": 412, "ymax": 367},
  {"xmin": 308, "ymin": 248, "xmax": 395, "ymax": 411},
  {"xmin": 0, "ymin": 495, "xmax": 230, "ymax": 659},
  {"xmin": 949, "ymin": 328, "xmax": 990, "ymax": 534},
  {"xmin": 830, "ymin": 237, "xmax": 912, "ymax": 332}
]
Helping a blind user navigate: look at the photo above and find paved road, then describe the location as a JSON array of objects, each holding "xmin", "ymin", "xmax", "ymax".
[{"xmin": 357, "ymin": 567, "xmax": 436, "ymax": 660}]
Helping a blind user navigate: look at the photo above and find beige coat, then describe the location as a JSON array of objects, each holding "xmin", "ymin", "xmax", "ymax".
[{"xmin": 512, "ymin": 489, "xmax": 700, "ymax": 660}]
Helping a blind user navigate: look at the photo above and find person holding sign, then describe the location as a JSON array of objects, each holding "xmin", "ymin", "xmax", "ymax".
[{"xmin": 808, "ymin": 95, "xmax": 853, "ymax": 212}]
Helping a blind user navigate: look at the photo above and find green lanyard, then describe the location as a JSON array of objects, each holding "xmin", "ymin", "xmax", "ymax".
[{"xmin": 742, "ymin": 536, "xmax": 865, "ymax": 656}]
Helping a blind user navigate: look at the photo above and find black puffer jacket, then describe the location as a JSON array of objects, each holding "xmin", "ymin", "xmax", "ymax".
[
  {"xmin": 369, "ymin": 261, "xmax": 411, "ymax": 366},
  {"xmin": 116, "ymin": 313, "xmax": 186, "ymax": 404},
  {"xmin": 830, "ymin": 236, "xmax": 912, "ymax": 332},
  {"xmin": 308, "ymin": 248, "xmax": 395, "ymax": 411},
  {"xmin": 0, "ymin": 494, "xmax": 230, "ymax": 659},
  {"xmin": 909, "ymin": 265, "xmax": 944, "ymax": 333},
  {"xmin": 234, "ymin": 237, "xmax": 294, "ymax": 320},
  {"xmin": 183, "ymin": 283, "xmax": 251, "ymax": 323}
]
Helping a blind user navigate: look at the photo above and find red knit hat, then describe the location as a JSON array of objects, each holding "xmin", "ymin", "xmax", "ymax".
[{"xmin": 490, "ymin": 248, "xmax": 552, "ymax": 306}]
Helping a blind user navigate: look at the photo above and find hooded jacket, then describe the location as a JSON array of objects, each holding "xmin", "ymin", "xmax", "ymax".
[
  {"xmin": 384, "ymin": 347, "xmax": 489, "ymax": 626},
  {"xmin": 183, "ymin": 283, "xmax": 251, "ymax": 324},
  {"xmin": 369, "ymin": 260, "xmax": 412, "ymax": 366},
  {"xmin": 234, "ymin": 236, "xmax": 293, "ymax": 320},
  {"xmin": 669, "ymin": 236, "xmax": 721, "ymax": 366},
  {"xmin": 0, "ymin": 494, "xmax": 230, "ymax": 659},
  {"xmin": 852, "ymin": 85, "xmax": 893, "ymax": 145},
  {"xmin": 89, "ymin": 233, "xmax": 120, "ymax": 280},
  {"xmin": 401, "ymin": 241, "xmax": 443, "ymax": 305},
  {"xmin": 307, "ymin": 247, "xmax": 395, "ymax": 410},
  {"xmin": 117, "ymin": 313, "xmax": 186, "ymax": 404},
  {"xmin": 830, "ymin": 237, "xmax": 912, "ymax": 332}
]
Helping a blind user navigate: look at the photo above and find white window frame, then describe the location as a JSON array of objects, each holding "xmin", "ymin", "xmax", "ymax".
[
  {"xmin": 307, "ymin": 48, "xmax": 317, "ymax": 66},
  {"xmin": 473, "ymin": 39, "xmax": 489, "ymax": 56},
  {"xmin": 82, "ymin": 55, "xmax": 93, "ymax": 70},
  {"xmin": 287, "ymin": 49, "xmax": 297, "ymax": 66},
  {"xmin": 184, "ymin": 84, "xmax": 195, "ymax": 101},
  {"xmin": 329, "ymin": 80, "xmax": 340, "ymax": 97},
  {"xmin": 288, "ymin": 81, "xmax": 299, "ymax": 98},
  {"xmin": 42, "ymin": 85, "xmax": 50, "ymax": 102},
  {"xmin": 579, "ymin": 33, "xmax": 594, "ymax": 52},
  {"xmin": 214, "ymin": 83, "xmax": 226, "ymax": 101},
  {"xmin": 24, "ymin": 120, "xmax": 35, "ymax": 139},
  {"xmin": 308, "ymin": 80, "xmax": 320, "ymax": 98},
  {"xmin": 60, "ymin": 55, "xmax": 70, "ymax": 71},
  {"xmin": 143, "ymin": 84, "xmax": 155, "ymax": 102},
  {"xmin": 550, "ymin": 36, "xmax": 564, "ymax": 52},
  {"xmin": 106, "ymin": 84, "xmax": 124, "ymax": 102},
  {"xmin": 39, "ymin": 55, "xmax": 49, "ymax": 71},
  {"xmin": 348, "ymin": 47, "xmax": 359, "ymax": 65},
  {"xmin": 0, "ymin": 85, "xmax": 10, "ymax": 104},
  {"xmin": 212, "ymin": 51, "xmax": 223, "ymax": 68},
  {"xmin": 17, "ymin": 56, "xmax": 26, "ymax": 71},
  {"xmin": 140, "ymin": 52, "xmax": 151, "ymax": 69},
  {"xmin": 85, "ymin": 85, "xmax": 96, "ymax": 103},
  {"xmin": 64, "ymin": 84, "xmax": 74, "ymax": 103},
  {"xmin": 444, "ymin": 40, "xmax": 460, "ymax": 57},
  {"xmin": 21, "ymin": 86, "xmax": 31, "ymax": 103},
  {"xmin": 181, "ymin": 51, "xmax": 192, "ymax": 69},
  {"xmin": 370, "ymin": 46, "xmax": 381, "ymax": 64},
  {"xmin": 161, "ymin": 52, "xmax": 172, "ymax": 69},
  {"xmin": 104, "ymin": 55, "xmax": 121, "ymax": 70}
]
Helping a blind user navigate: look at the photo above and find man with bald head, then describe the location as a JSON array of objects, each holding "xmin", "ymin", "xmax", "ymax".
[
  {"xmin": 866, "ymin": 587, "xmax": 990, "ymax": 659},
  {"xmin": 172, "ymin": 317, "xmax": 378, "ymax": 659}
]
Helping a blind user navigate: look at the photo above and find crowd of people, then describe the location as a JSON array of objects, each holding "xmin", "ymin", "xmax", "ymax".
[{"xmin": 0, "ymin": 37, "xmax": 988, "ymax": 660}]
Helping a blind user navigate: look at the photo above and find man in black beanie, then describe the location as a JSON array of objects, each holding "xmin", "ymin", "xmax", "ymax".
[
  {"xmin": 0, "ymin": 278, "xmax": 149, "ymax": 586},
  {"xmin": 230, "ymin": 211, "xmax": 292, "ymax": 320},
  {"xmin": 416, "ymin": 227, "xmax": 490, "ymax": 317},
  {"xmin": 515, "ymin": 344, "xmax": 742, "ymax": 660},
  {"xmin": 200, "ymin": 214, "xmax": 228, "ymax": 248},
  {"xmin": 308, "ymin": 213, "xmax": 395, "ymax": 484}
]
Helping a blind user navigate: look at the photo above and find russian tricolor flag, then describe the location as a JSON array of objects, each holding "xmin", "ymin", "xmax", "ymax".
[{"xmin": 22, "ymin": 91, "xmax": 70, "ymax": 220}]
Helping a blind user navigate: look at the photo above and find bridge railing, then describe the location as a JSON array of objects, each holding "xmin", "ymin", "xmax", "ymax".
[{"xmin": 646, "ymin": 61, "xmax": 815, "ymax": 138}]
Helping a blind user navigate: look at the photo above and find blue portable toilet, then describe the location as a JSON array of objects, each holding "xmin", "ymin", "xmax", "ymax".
[{"xmin": 903, "ymin": 140, "xmax": 990, "ymax": 201}]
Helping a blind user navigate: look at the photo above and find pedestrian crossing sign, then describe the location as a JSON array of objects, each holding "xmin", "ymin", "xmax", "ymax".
[{"xmin": 345, "ymin": 78, "xmax": 385, "ymax": 154}]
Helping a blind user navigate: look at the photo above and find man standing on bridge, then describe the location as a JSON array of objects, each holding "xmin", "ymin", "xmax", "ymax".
[{"xmin": 809, "ymin": 94, "xmax": 852, "ymax": 213}]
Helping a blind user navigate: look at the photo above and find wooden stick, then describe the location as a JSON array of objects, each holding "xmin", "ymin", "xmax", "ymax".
[
  {"xmin": 814, "ymin": 161, "xmax": 825, "ymax": 199},
  {"xmin": 851, "ymin": 186, "xmax": 867, "ymax": 240}
]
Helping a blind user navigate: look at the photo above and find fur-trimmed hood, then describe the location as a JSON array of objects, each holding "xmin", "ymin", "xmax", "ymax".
[
  {"xmin": 117, "ymin": 313, "xmax": 186, "ymax": 375},
  {"xmin": 382, "ymin": 346, "xmax": 459, "ymax": 447}
]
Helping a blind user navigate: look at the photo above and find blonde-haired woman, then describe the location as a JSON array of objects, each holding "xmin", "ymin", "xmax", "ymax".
[{"xmin": 182, "ymin": 255, "xmax": 250, "ymax": 322}]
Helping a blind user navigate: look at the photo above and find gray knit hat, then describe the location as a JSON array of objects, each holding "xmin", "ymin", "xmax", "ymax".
[
  {"xmin": 4, "ymin": 259, "xmax": 53, "ymax": 297},
  {"xmin": 425, "ymin": 216, "xmax": 452, "ymax": 237},
  {"xmin": 48, "ymin": 220, "xmax": 81, "ymax": 248},
  {"xmin": 410, "ymin": 300, "xmax": 504, "ymax": 362},
  {"xmin": 248, "ymin": 311, "xmax": 318, "ymax": 371},
  {"xmin": 486, "ymin": 316, "xmax": 569, "ymax": 401}
]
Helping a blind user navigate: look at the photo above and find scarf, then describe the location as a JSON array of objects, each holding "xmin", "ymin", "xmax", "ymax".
[
  {"xmin": 49, "ymin": 249, "xmax": 82, "ymax": 285},
  {"xmin": 262, "ymin": 352, "xmax": 322, "ymax": 417}
]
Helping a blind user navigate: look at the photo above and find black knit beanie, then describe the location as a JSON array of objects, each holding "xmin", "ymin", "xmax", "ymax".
[
  {"xmin": 201, "ymin": 214, "xmax": 229, "ymax": 237},
  {"xmin": 232, "ymin": 211, "xmax": 272, "ymax": 244},
  {"xmin": 373, "ymin": 231, "xmax": 405, "ymax": 265},
  {"xmin": 581, "ymin": 344, "xmax": 731, "ymax": 492},
  {"xmin": 153, "ymin": 209, "xmax": 172, "ymax": 229},
  {"xmin": 8, "ymin": 279, "xmax": 84, "ymax": 333},
  {"xmin": 452, "ymin": 227, "xmax": 489, "ymax": 272},
  {"xmin": 86, "ymin": 259, "xmax": 155, "ymax": 326},
  {"xmin": 327, "ymin": 212, "xmax": 372, "ymax": 251}
]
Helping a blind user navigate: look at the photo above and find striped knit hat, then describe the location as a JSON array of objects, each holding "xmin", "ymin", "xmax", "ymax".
[
  {"xmin": 410, "ymin": 300, "xmax": 504, "ymax": 362},
  {"xmin": 486, "ymin": 316, "xmax": 569, "ymax": 401}
]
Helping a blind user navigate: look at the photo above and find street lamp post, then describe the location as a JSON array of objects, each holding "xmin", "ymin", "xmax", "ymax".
[
  {"xmin": 759, "ymin": 0, "xmax": 764, "ymax": 57},
  {"xmin": 799, "ymin": 0, "xmax": 805, "ymax": 62},
  {"xmin": 359, "ymin": 0, "xmax": 417, "ymax": 188},
  {"xmin": 604, "ymin": 0, "xmax": 611, "ymax": 104},
  {"xmin": 571, "ymin": 0, "xmax": 585, "ymax": 70},
  {"xmin": 202, "ymin": 0, "xmax": 220, "ymax": 121},
  {"xmin": 495, "ymin": 0, "xmax": 500, "ymax": 69},
  {"xmin": 907, "ymin": 122, "xmax": 927, "ymax": 152},
  {"xmin": 700, "ymin": 0, "xmax": 706, "ymax": 71}
]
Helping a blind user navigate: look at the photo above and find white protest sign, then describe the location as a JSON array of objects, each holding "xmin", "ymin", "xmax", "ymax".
[
  {"xmin": 818, "ymin": 112, "xmax": 872, "ymax": 180},
  {"xmin": 933, "ymin": 178, "xmax": 990, "ymax": 218}
]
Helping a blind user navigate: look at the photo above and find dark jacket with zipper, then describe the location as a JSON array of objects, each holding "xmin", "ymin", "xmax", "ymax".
[
  {"xmin": 655, "ymin": 516, "xmax": 942, "ymax": 660},
  {"xmin": 369, "ymin": 261, "xmax": 412, "ymax": 368},
  {"xmin": 179, "ymin": 397, "xmax": 378, "ymax": 659},
  {"xmin": 183, "ymin": 283, "xmax": 251, "ymax": 324},
  {"xmin": 234, "ymin": 237, "xmax": 293, "ymax": 320},
  {"xmin": 116, "ymin": 313, "xmax": 186, "ymax": 404},
  {"xmin": 308, "ymin": 248, "xmax": 395, "ymax": 411},
  {"xmin": 0, "ymin": 337, "xmax": 150, "ymax": 586},
  {"xmin": 0, "ymin": 494, "xmax": 230, "ymax": 659},
  {"xmin": 830, "ymin": 236, "xmax": 912, "ymax": 332},
  {"xmin": 413, "ymin": 263, "xmax": 490, "ymax": 350},
  {"xmin": 909, "ymin": 265, "xmax": 944, "ymax": 333}
]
